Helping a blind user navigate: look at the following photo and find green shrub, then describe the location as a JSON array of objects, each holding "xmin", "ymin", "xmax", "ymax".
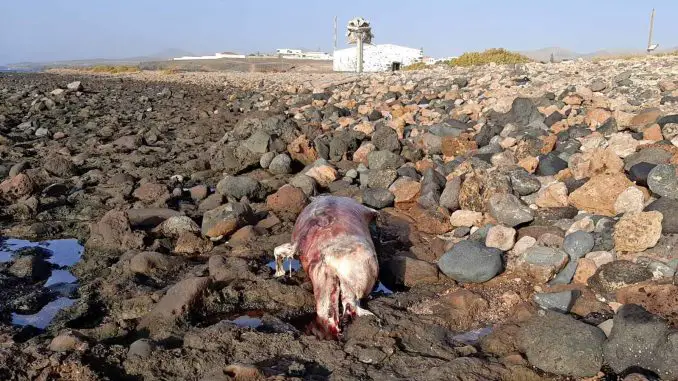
[{"xmin": 447, "ymin": 48, "xmax": 531, "ymax": 67}]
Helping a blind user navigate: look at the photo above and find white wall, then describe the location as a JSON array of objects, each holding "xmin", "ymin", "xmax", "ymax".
[
  {"xmin": 173, "ymin": 53, "xmax": 245, "ymax": 60},
  {"xmin": 333, "ymin": 44, "xmax": 422, "ymax": 72}
]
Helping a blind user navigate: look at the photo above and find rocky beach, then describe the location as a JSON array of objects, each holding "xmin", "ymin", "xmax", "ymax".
[{"xmin": 1, "ymin": 56, "xmax": 678, "ymax": 380}]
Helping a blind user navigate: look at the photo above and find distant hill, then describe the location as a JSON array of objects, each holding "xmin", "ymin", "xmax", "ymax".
[
  {"xmin": 6, "ymin": 48, "xmax": 197, "ymax": 69},
  {"xmin": 520, "ymin": 47, "xmax": 581, "ymax": 62}
]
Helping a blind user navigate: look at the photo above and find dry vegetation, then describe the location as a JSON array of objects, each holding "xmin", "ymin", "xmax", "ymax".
[
  {"xmin": 447, "ymin": 48, "xmax": 531, "ymax": 67},
  {"xmin": 403, "ymin": 62, "xmax": 427, "ymax": 71},
  {"xmin": 87, "ymin": 65, "xmax": 140, "ymax": 74},
  {"xmin": 592, "ymin": 50, "xmax": 678, "ymax": 62}
]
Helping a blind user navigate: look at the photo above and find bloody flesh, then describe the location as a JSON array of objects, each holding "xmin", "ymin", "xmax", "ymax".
[{"xmin": 291, "ymin": 196, "xmax": 379, "ymax": 339}]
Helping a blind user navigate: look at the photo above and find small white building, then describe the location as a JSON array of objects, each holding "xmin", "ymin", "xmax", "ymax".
[
  {"xmin": 173, "ymin": 52, "xmax": 245, "ymax": 60},
  {"xmin": 276, "ymin": 49, "xmax": 332, "ymax": 60},
  {"xmin": 333, "ymin": 44, "xmax": 423, "ymax": 72}
]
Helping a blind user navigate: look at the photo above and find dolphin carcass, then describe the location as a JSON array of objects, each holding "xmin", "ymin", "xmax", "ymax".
[{"xmin": 274, "ymin": 195, "xmax": 379, "ymax": 339}]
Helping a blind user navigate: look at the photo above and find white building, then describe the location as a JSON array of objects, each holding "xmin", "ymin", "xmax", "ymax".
[
  {"xmin": 276, "ymin": 49, "xmax": 332, "ymax": 60},
  {"xmin": 333, "ymin": 44, "xmax": 423, "ymax": 72},
  {"xmin": 173, "ymin": 52, "xmax": 245, "ymax": 60}
]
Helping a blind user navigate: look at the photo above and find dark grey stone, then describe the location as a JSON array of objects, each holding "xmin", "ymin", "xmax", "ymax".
[
  {"xmin": 537, "ymin": 152, "xmax": 568, "ymax": 176},
  {"xmin": 645, "ymin": 197, "xmax": 678, "ymax": 233},
  {"xmin": 371, "ymin": 125, "xmax": 401, "ymax": 152},
  {"xmin": 519, "ymin": 311, "xmax": 605, "ymax": 377},
  {"xmin": 439, "ymin": 176, "xmax": 461, "ymax": 211},
  {"xmin": 216, "ymin": 176, "xmax": 265, "ymax": 201},
  {"xmin": 509, "ymin": 169, "xmax": 541, "ymax": 196},
  {"xmin": 533, "ymin": 290, "xmax": 580, "ymax": 313},
  {"xmin": 396, "ymin": 166, "xmax": 421, "ymax": 181},
  {"xmin": 362, "ymin": 188, "xmax": 394, "ymax": 209},
  {"xmin": 367, "ymin": 150, "xmax": 402, "ymax": 170},
  {"xmin": 624, "ymin": 147, "xmax": 673, "ymax": 171},
  {"xmin": 628, "ymin": 162, "xmax": 657, "ymax": 186},
  {"xmin": 453, "ymin": 77, "xmax": 469, "ymax": 88},
  {"xmin": 438, "ymin": 240, "xmax": 503, "ymax": 283},
  {"xmin": 588, "ymin": 261, "xmax": 653, "ymax": 294},
  {"xmin": 648, "ymin": 164, "xmax": 678, "ymax": 199},
  {"xmin": 366, "ymin": 169, "xmax": 397, "ymax": 189},
  {"xmin": 487, "ymin": 193, "xmax": 534, "ymax": 227},
  {"xmin": 523, "ymin": 246, "xmax": 568, "ymax": 268},
  {"xmin": 418, "ymin": 168, "xmax": 446, "ymax": 208},
  {"xmin": 563, "ymin": 231, "xmax": 595, "ymax": 258},
  {"xmin": 243, "ymin": 130, "xmax": 271, "ymax": 154},
  {"xmin": 604, "ymin": 304, "xmax": 678, "ymax": 380}
]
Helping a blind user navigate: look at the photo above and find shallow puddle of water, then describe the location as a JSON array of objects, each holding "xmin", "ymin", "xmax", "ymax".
[
  {"xmin": 1, "ymin": 237, "xmax": 84, "ymax": 329},
  {"xmin": 230, "ymin": 315, "xmax": 263, "ymax": 329},
  {"xmin": 371, "ymin": 281, "xmax": 393, "ymax": 296},
  {"xmin": 266, "ymin": 258, "xmax": 301, "ymax": 273},
  {"xmin": 0, "ymin": 238, "xmax": 83, "ymax": 266},
  {"xmin": 451, "ymin": 326, "xmax": 493, "ymax": 345},
  {"xmin": 44, "ymin": 270, "xmax": 78, "ymax": 287},
  {"xmin": 11, "ymin": 297, "xmax": 77, "ymax": 329}
]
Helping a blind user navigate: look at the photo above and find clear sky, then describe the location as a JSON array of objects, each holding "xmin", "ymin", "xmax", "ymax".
[{"xmin": 1, "ymin": 0, "xmax": 674, "ymax": 64}]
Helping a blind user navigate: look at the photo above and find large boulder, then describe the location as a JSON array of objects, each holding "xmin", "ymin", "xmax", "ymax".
[
  {"xmin": 438, "ymin": 240, "xmax": 503, "ymax": 283},
  {"xmin": 201, "ymin": 202, "xmax": 254, "ymax": 239},
  {"xmin": 604, "ymin": 304, "xmax": 678, "ymax": 379},
  {"xmin": 519, "ymin": 311, "xmax": 605, "ymax": 377}
]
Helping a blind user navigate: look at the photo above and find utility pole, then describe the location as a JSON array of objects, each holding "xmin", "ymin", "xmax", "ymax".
[
  {"xmin": 333, "ymin": 16, "xmax": 337, "ymax": 52},
  {"xmin": 357, "ymin": 36, "xmax": 363, "ymax": 73},
  {"xmin": 647, "ymin": 8, "xmax": 658, "ymax": 52}
]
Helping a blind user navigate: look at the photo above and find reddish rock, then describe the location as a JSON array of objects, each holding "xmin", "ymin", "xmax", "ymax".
[
  {"xmin": 189, "ymin": 185, "xmax": 209, "ymax": 202},
  {"xmin": 0, "ymin": 173, "xmax": 34, "ymax": 200},
  {"xmin": 585, "ymin": 108, "xmax": 612, "ymax": 129},
  {"xmin": 266, "ymin": 185, "xmax": 308, "ymax": 215},
  {"xmin": 353, "ymin": 121, "xmax": 375, "ymax": 135},
  {"xmin": 305, "ymin": 165, "xmax": 338, "ymax": 187},
  {"xmin": 536, "ymin": 182, "xmax": 569, "ymax": 208},
  {"xmin": 441, "ymin": 136, "xmax": 477, "ymax": 157},
  {"xmin": 175, "ymin": 232, "xmax": 213, "ymax": 255},
  {"xmin": 229, "ymin": 225, "xmax": 257, "ymax": 244},
  {"xmin": 642, "ymin": 124, "xmax": 663, "ymax": 141},
  {"xmin": 518, "ymin": 156, "xmax": 539, "ymax": 173},
  {"xmin": 353, "ymin": 143, "xmax": 376, "ymax": 165},
  {"xmin": 569, "ymin": 148, "xmax": 624, "ymax": 180},
  {"xmin": 255, "ymin": 213, "xmax": 281, "ymax": 229},
  {"xmin": 573, "ymin": 258, "xmax": 597, "ymax": 284},
  {"xmin": 386, "ymin": 256, "xmax": 439, "ymax": 287},
  {"xmin": 616, "ymin": 284, "xmax": 678, "ymax": 326},
  {"xmin": 568, "ymin": 173, "xmax": 634, "ymax": 216},
  {"xmin": 86, "ymin": 209, "xmax": 144, "ymax": 252},
  {"xmin": 398, "ymin": 204, "xmax": 452, "ymax": 234},
  {"xmin": 139, "ymin": 277, "xmax": 211, "ymax": 339},
  {"xmin": 133, "ymin": 183, "xmax": 169, "ymax": 204},
  {"xmin": 415, "ymin": 159, "xmax": 434, "ymax": 173},
  {"xmin": 563, "ymin": 94, "xmax": 584, "ymax": 106},
  {"xmin": 539, "ymin": 135, "xmax": 558, "ymax": 155},
  {"xmin": 450, "ymin": 210, "xmax": 483, "ymax": 227},
  {"xmin": 287, "ymin": 135, "xmax": 318, "ymax": 165},
  {"xmin": 613, "ymin": 211, "xmax": 663, "ymax": 253},
  {"xmin": 630, "ymin": 108, "xmax": 661, "ymax": 131},
  {"xmin": 389, "ymin": 177, "xmax": 421, "ymax": 203}
]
